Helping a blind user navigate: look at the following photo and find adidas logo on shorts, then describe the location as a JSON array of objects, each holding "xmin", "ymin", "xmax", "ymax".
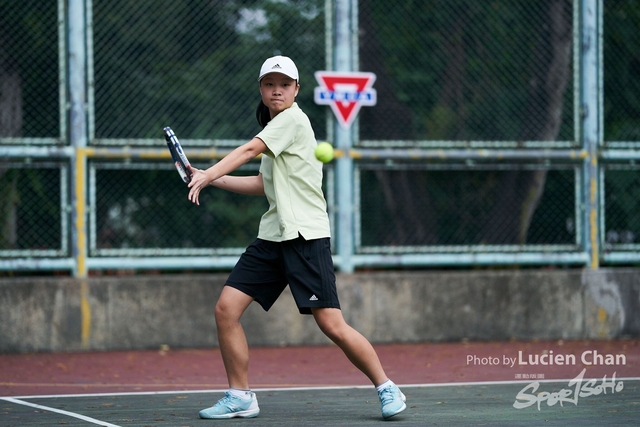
[{"xmin": 309, "ymin": 295, "xmax": 319, "ymax": 301}]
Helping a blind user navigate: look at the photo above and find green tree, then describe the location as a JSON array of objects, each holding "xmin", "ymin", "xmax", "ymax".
[
  {"xmin": 90, "ymin": 0, "xmax": 325, "ymax": 251},
  {"xmin": 604, "ymin": 0, "xmax": 640, "ymax": 141},
  {"xmin": 93, "ymin": 0, "xmax": 326, "ymax": 140},
  {"xmin": 359, "ymin": 0, "xmax": 573, "ymax": 246},
  {"xmin": 1, "ymin": 0, "xmax": 59, "ymax": 250}
]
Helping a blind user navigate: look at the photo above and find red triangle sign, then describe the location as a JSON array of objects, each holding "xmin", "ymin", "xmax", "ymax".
[{"xmin": 314, "ymin": 71, "xmax": 377, "ymax": 128}]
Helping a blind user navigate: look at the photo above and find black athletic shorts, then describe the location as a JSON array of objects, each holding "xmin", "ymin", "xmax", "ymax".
[{"xmin": 226, "ymin": 236, "xmax": 340, "ymax": 315}]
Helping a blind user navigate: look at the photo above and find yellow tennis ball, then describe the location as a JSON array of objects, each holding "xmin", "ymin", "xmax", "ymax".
[{"xmin": 315, "ymin": 142, "xmax": 334, "ymax": 163}]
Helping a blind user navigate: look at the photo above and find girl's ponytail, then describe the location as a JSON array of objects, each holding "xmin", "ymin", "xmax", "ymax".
[{"xmin": 255, "ymin": 101, "xmax": 271, "ymax": 128}]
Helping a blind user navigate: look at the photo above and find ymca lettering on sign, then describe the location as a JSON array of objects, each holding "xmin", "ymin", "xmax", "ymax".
[{"xmin": 314, "ymin": 71, "xmax": 377, "ymax": 129}]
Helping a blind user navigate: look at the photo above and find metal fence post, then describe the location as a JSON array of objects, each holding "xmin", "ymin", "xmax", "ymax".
[
  {"xmin": 579, "ymin": 0, "xmax": 602, "ymax": 269},
  {"xmin": 333, "ymin": 0, "xmax": 357, "ymax": 272},
  {"xmin": 68, "ymin": 0, "xmax": 88, "ymax": 278}
]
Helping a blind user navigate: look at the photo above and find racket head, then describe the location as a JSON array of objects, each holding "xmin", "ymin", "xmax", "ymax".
[{"xmin": 163, "ymin": 127, "xmax": 193, "ymax": 184}]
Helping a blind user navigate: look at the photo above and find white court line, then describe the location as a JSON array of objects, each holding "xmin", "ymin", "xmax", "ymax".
[
  {"xmin": 9, "ymin": 376, "xmax": 640, "ymax": 400},
  {"xmin": 0, "ymin": 396, "xmax": 121, "ymax": 427}
]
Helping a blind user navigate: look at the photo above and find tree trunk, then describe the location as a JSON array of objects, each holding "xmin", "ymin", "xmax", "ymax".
[
  {"xmin": 0, "ymin": 36, "xmax": 22, "ymax": 249},
  {"xmin": 481, "ymin": 0, "xmax": 572, "ymax": 244}
]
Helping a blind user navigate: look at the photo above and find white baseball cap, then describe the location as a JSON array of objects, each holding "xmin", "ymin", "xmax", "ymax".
[{"xmin": 258, "ymin": 55, "xmax": 299, "ymax": 82}]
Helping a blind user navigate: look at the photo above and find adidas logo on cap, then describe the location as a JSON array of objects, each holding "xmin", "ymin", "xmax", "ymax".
[{"xmin": 258, "ymin": 55, "xmax": 299, "ymax": 82}]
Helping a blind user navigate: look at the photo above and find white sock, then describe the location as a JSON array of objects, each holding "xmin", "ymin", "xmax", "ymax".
[
  {"xmin": 228, "ymin": 388, "xmax": 252, "ymax": 399},
  {"xmin": 376, "ymin": 379, "xmax": 394, "ymax": 392}
]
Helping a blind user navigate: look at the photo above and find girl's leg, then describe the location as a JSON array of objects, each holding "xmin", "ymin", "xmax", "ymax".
[
  {"xmin": 311, "ymin": 307, "xmax": 388, "ymax": 386},
  {"xmin": 199, "ymin": 286, "xmax": 260, "ymax": 419},
  {"xmin": 215, "ymin": 286, "xmax": 255, "ymax": 389},
  {"xmin": 312, "ymin": 307, "xmax": 407, "ymax": 419}
]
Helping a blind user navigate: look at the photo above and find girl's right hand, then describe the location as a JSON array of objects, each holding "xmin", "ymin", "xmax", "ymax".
[{"xmin": 187, "ymin": 165, "xmax": 209, "ymax": 206}]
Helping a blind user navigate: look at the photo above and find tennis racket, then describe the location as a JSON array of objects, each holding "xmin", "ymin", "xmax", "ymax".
[{"xmin": 163, "ymin": 126, "xmax": 193, "ymax": 184}]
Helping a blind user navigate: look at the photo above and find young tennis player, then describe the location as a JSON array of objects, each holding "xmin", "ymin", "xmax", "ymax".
[{"xmin": 187, "ymin": 55, "xmax": 406, "ymax": 420}]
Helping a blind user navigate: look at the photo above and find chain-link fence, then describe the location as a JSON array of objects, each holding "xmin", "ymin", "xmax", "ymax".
[
  {"xmin": 604, "ymin": 165, "xmax": 640, "ymax": 252},
  {"xmin": 602, "ymin": 0, "xmax": 640, "ymax": 257},
  {"xmin": 358, "ymin": 0, "xmax": 575, "ymax": 146},
  {"xmin": 90, "ymin": 163, "xmax": 264, "ymax": 255},
  {"xmin": 1, "ymin": 0, "xmax": 639, "ymax": 275},
  {"xmin": 0, "ymin": 0, "xmax": 62, "ymax": 143},
  {"xmin": 0, "ymin": 162, "xmax": 67, "ymax": 256},
  {"xmin": 90, "ymin": 0, "xmax": 328, "ymax": 143},
  {"xmin": 356, "ymin": 164, "xmax": 579, "ymax": 251}
]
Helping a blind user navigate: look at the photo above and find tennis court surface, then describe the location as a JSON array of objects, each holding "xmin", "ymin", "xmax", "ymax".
[{"xmin": 1, "ymin": 340, "xmax": 639, "ymax": 426}]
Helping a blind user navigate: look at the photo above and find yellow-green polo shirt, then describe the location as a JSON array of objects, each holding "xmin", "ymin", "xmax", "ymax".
[{"xmin": 255, "ymin": 103, "xmax": 330, "ymax": 242}]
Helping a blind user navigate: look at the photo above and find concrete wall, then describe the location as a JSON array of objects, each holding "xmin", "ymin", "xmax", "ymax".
[{"xmin": 1, "ymin": 269, "xmax": 639, "ymax": 353}]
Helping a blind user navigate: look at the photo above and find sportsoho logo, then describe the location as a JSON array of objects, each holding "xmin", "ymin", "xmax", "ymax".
[
  {"xmin": 513, "ymin": 368, "xmax": 624, "ymax": 411},
  {"xmin": 510, "ymin": 349, "xmax": 627, "ymax": 411}
]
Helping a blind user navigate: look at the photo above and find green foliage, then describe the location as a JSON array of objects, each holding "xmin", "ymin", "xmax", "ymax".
[
  {"xmin": 603, "ymin": 0, "xmax": 640, "ymax": 141},
  {"xmin": 1, "ymin": 0, "xmax": 58, "ymax": 136},
  {"xmin": 94, "ymin": 166, "xmax": 265, "ymax": 250},
  {"xmin": 359, "ymin": 167, "xmax": 576, "ymax": 246},
  {"xmin": 367, "ymin": 0, "xmax": 574, "ymax": 141},
  {"xmin": 605, "ymin": 168, "xmax": 640, "ymax": 244},
  {"xmin": 0, "ymin": 167, "xmax": 61, "ymax": 250},
  {"xmin": 3, "ymin": 0, "xmax": 640, "ymax": 257},
  {"xmin": 92, "ymin": 0, "xmax": 326, "ymax": 140}
]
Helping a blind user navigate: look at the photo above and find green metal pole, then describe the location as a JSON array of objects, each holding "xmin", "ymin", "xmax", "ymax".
[
  {"xmin": 579, "ymin": 0, "xmax": 602, "ymax": 269},
  {"xmin": 333, "ymin": 0, "xmax": 357, "ymax": 272},
  {"xmin": 68, "ymin": 0, "xmax": 88, "ymax": 278}
]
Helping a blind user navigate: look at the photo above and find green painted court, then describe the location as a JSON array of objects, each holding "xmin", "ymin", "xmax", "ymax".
[{"xmin": 3, "ymin": 379, "xmax": 638, "ymax": 426}]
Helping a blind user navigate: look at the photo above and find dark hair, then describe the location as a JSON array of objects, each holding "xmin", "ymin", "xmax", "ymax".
[{"xmin": 255, "ymin": 101, "xmax": 271, "ymax": 128}]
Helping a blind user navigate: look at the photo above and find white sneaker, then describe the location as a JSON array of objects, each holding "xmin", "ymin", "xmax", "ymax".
[
  {"xmin": 199, "ymin": 391, "xmax": 260, "ymax": 419},
  {"xmin": 378, "ymin": 384, "xmax": 407, "ymax": 419}
]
